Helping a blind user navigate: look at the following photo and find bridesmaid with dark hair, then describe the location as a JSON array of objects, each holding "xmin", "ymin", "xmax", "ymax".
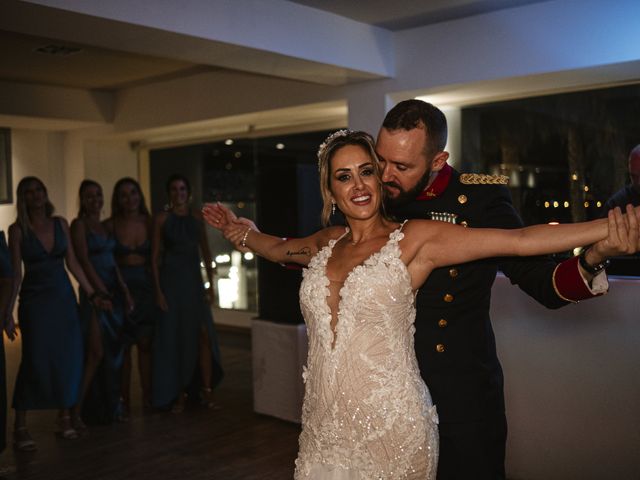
[
  {"xmin": 7, "ymin": 176, "xmax": 109, "ymax": 450},
  {"xmin": 151, "ymin": 174, "xmax": 223, "ymax": 412},
  {"xmin": 104, "ymin": 177, "xmax": 154, "ymax": 418},
  {"xmin": 71, "ymin": 179, "xmax": 132, "ymax": 426},
  {"xmin": 0, "ymin": 230, "xmax": 16, "ymax": 455}
]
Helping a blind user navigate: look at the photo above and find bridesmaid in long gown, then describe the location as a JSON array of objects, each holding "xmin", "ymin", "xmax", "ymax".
[
  {"xmin": 203, "ymin": 130, "xmax": 639, "ymax": 479},
  {"xmin": 104, "ymin": 177, "xmax": 154, "ymax": 418},
  {"xmin": 71, "ymin": 180, "xmax": 132, "ymax": 426},
  {"xmin": 0, "ymin": 231, "xmax": 15, "ymax": 455},
  {"xmin": 151, "ymin": 174, "xmax": 223, "ymax": 412},
  {"xmin": 7, "ymin": 177, "xmax": 109, "ymax": 451}
]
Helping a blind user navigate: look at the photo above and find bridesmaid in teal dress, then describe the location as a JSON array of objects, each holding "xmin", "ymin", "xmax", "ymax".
[
  {"xmin": 0, "ymin": 231, "xmax": 15, "ymax": 455},
  {"xmin": 71, "ymin": 180, "xmax": 132, "ymax": 426},
  {"xmin": 7, "ymin": 177, "xmax": 109, "ymax": 451},
  {"xmin": 151, "ymin": 174, "xmax": 223, "ymax": 412},
  {"xmin": 105, "ymin": 177, "xmax": 155, "ymax": 418}
]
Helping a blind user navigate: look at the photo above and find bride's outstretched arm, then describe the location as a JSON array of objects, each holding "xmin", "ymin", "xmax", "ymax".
[
  {"xmin": 202, "ymin": 203, "xmax": 341, "ymax": 266},
  {"xmin": 404, "ymin": 205, "xmax": 639, "ymax": 286}
]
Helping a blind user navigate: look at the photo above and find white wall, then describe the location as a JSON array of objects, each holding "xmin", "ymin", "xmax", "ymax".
[
  {"xmin": 0, "ymin": 130, "xmax": 137, "ymax": 235},
  {"xmin": 83, "ymin": 139, "xmax": 138, "ymax": 216},
  {"xmin": 492, "ymin": 274, "xmax": 640, "ymax": 480},
  {"xmin": 0, "ymin": 129, "xmax": 69, "ymax": 233}
]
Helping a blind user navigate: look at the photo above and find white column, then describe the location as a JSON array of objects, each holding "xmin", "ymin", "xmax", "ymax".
[{"xmin": 347, "ymin": 92, "xmax": 394, "ymax": 138}]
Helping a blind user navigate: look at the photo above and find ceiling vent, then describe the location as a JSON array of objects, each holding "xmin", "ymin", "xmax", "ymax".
[{"xmin": 34, "ymin": 44, "xmax": 83, "ymax": 56}]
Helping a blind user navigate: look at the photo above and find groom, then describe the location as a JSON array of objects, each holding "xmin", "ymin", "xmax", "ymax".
[{"xmin": 376, "ymin": 99, "xmax": 635, "ymax": 480}]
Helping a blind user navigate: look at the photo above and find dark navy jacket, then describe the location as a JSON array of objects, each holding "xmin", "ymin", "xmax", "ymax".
[{"xmin": 390, "ymin": 165, "xmax": 600, "ymax": 423}]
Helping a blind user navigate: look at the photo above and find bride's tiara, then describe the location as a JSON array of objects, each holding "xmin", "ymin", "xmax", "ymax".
[{"xmin": 317, "ymin": 129, "xmax": 354, "ymax": 171}]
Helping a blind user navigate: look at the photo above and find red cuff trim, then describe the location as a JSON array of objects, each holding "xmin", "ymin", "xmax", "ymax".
[{"xmin": 552, "ymin": 256, "xmax": 600, "ymax": 302}]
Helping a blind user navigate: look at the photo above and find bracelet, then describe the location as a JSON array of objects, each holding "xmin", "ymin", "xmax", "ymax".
[
  {"xmin": 89, "ymin": 290, "xmax": 111, "ymax": 302},
  {"xmin": 241, "ymin": 228, "xmax": 252, "ymax": 248},
  {"xmin": 578, "ymin": 248, "xmax": 610, "ymax": 275}
]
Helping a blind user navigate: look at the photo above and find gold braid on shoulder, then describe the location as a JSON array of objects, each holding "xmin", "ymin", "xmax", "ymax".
[{"xmin": 459, "ymin": 173, "xmax": 509, "ymax": 185}]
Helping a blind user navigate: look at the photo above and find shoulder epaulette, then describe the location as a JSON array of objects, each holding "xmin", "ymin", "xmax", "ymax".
[{"xmin": 459, "ymin": 173, "xmax": 509, "ymax": 185}]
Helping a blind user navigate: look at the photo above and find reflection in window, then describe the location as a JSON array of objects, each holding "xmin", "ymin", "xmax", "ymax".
[
  {"xmin": 461, "ymin": 83, "xmax": 640, "ymax": 274},
  {"xmin": 150, "ymin": 129, "xmax": 333, "ymax": 311}
]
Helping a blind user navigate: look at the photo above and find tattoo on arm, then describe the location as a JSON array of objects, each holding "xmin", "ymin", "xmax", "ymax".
[{"xmin": 286, "ymin": 247, "xmax": 311, "ymax": 257}]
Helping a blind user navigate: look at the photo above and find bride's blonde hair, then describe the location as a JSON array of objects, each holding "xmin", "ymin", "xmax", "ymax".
[{"xmin": 317, "ymin": 130, "xmax": 388, "ymax": 226}]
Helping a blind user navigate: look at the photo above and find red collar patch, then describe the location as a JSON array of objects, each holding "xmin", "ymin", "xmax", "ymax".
[{"xmin": 416, "ymin": 163, "xmax": 452, "ymax": 201}]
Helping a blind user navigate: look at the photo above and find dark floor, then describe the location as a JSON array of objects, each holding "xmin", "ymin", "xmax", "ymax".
[{"xmin": 0, "ymin": 329, "xmax": 300, "ymax": 480}]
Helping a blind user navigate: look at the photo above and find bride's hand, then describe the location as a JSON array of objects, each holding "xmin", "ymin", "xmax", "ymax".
[
  {"xmin": 203, "ymin": 203, "xmax": 259, "ymax": 251},
  {"xmin": 230, "ymin": 217, "xmax": 258, "ymax": 253},
  {"xmin": 223, "ymin": 220, "xmax": 254, "ymax": 248},
  {"xmin": 202, "ymin": 202, "xmax": 236, "ymax": 230}
]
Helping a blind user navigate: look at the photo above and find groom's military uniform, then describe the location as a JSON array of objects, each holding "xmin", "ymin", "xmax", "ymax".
[{"xmin": 389, "ymin": 164, "xmax": 607, "ymax": 480}]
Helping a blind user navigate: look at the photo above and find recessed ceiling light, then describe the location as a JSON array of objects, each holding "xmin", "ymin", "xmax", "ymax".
[{"xmin": 34, "ymin": 44, "xmax": 83, "ymax": 56}]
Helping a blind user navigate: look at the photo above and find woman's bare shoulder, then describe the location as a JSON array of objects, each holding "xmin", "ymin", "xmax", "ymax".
[
  {"xmin": 70, "ymin": 217, "xmax": 85, "ymax": 234},
  {"xmin": 315, "ymin": 225, "xmax": 347, "ymax": 246},
  {"xmin": 8, "ymin": 222, "xmax": 21, "ymax": 237},
  {"xmin": 400, "ymin": 219, "xmax": 455, "ymax": 250},
  {"xmin": 402, "ymin": 218, "xmax": 437, "ymax": 235},
  {"xmin": 102, "ymin": 217, "xmax": 114, "ymax": 231},
  {"xmin": 153, "ymin": 210, "xmax": 169, "ymax": 225}
]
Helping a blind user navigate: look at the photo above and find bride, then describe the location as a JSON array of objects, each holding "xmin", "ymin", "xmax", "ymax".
[{"xmin": 203, "ymin": 130, "xmax": 638, "ymax": 479}]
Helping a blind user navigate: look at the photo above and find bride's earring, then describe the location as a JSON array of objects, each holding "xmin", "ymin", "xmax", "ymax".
[{"xmin": 331, "ymin": 201, "xmax": 336, "ymax": 215}]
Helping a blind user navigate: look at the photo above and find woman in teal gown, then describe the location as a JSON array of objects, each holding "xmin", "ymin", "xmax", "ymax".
[
  {"xmin": 71, "ymin": 180, "xmax": 132, "ymax": 425},
  {"xmin": 0, "ymin": 231, "xmax": 15, "ymax": 454},
  {"xmin": 105, "ymin": 177, "xmax": 155, "ymax": 418},
  {"xmin": 151, "ymin": 174, "xmax": 223, "ymax": 411},
  {"xmin": 7, "ymin": 177, "xmax": 108, "ymax": 450}
]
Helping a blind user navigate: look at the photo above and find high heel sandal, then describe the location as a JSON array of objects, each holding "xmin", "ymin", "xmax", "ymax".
[
  {"xmin": 200, "ymin": 387, "xmax": 221, "ymax": 410},
  {"xmin": 171, "ymin": 393, "xmax": 187, "ymax": 414},
  {"xmin": 115, "ymin": 397, "xmax": 130, "ymax": 423},
  {"xmin": 72, "ymin": 415, "xmax": 89, "ymax": 436},
  {"xmin": 13, "ymin": 427, "xmax": 36, "ymax": 452},
  {"xmin": 56, "ymin": 416, "xmax": 79, "ymax": 440}
]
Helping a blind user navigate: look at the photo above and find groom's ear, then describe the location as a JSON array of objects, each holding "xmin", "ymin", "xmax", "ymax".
[{"xmin": 430, "ymin": 151, "xmax": 449, "ymax": 173}]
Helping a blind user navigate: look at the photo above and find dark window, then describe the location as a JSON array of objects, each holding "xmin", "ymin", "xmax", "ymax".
[
  {"xmin": 461, "ymin": 84, "xmax": 640, "ymax": 274},
  {"xmin": 149, "ymin": 129, "xmax": 335, "ymax": 314}
]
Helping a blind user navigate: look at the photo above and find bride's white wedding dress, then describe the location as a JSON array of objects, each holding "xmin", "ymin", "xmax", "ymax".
[{"xmin": 295, "ymin": 224, "xmax": 439, "ymax": 479}]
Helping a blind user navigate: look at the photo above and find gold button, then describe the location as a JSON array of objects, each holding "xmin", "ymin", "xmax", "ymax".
[
  {"xmin": 460, "ymin": 221, "xmax": 468, "ymax": 227},
  {"xmin": 449, "ymin": 268, "xmax": 458, "ymax": 278},
  {"xmin": 436, "ymin": 343, "xmax": 445, "ymax": 353},
  {"xmin": 438, "ymin": 319, "xmax": 448, "ymax": 328},
  {"xmin": 458, "ymin": 194, "xmax": 468, "ymax": 204},
  {"xmin": 444, "ymin": 293, "xmax": 454, "ymax": 303}
]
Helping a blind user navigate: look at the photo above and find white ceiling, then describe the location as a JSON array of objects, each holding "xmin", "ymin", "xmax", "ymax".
[
  {"xmin": 0, "ymin": 0, "xmax": 551, "ymax": 91},
  {"xmin": 288, "ymin": 0, "xmax": 551, "ymax": 31},
  {"xmin": 0, "ymin": 30, "xmax": 210, "ymax": 90}
]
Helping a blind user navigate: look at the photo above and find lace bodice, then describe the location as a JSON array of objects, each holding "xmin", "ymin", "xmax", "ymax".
[{"xmin": 295, "ymin": 224, "xmax": 438, "ymax": 479}]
